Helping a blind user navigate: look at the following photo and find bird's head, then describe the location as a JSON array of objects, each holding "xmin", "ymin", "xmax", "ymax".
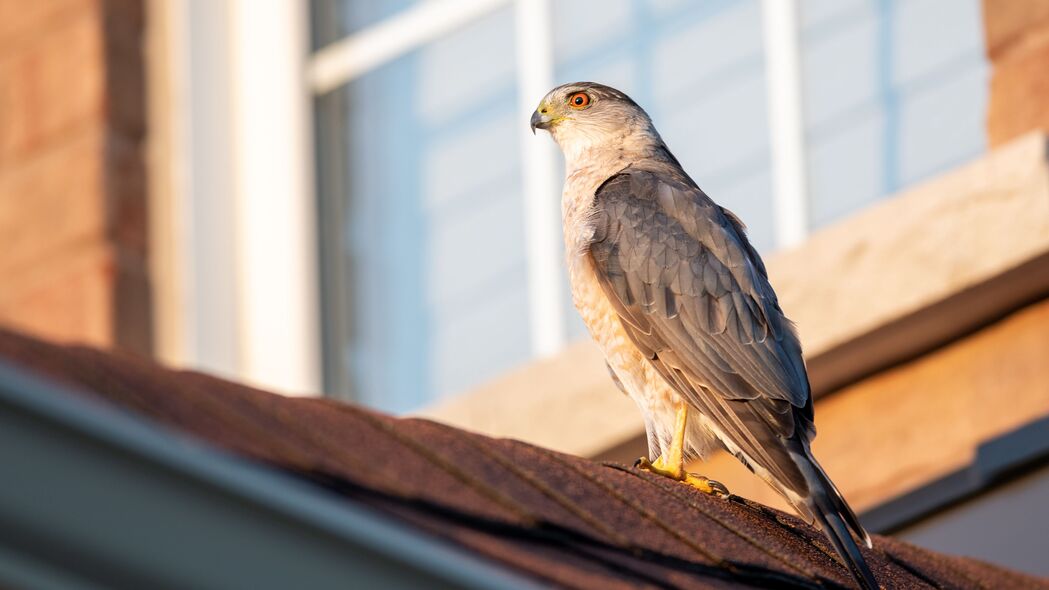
[{"xmin": 530, "ymin": 82, "xmax": 662, "ymax": 163}]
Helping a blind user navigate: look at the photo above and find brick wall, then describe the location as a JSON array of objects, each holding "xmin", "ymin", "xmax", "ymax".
[
  {"xmin": 984, "ymin": 0, "xmax": 1049, "ymax": 146},
  {"xmin": 0, "ymin": 0, "xmax": 150, "ymax": 353}
]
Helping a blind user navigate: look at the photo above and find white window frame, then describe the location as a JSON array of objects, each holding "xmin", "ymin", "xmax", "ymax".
[
  {"xmin": 149, "ymin": 0, "xmax": 320, "ymax": 396},
  {"xmin": 149, "ymin": 0, "xmax": 807, "ymax": 397},
  {"xmin": 305, "ymin": 0, "xmax": 807, "ymax": 357},
  {"xmin": 762, "ymin": 0, "xmax": 809, "ymax": 248},
  {"xmin": 309, "ymin": 0, "xmax": 567, "ymax": 357}
]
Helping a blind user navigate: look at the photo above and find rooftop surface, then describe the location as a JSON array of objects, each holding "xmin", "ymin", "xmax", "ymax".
[{"xmin": 1, "ymin": 328, "xmax": 1045, "ymax": 590}]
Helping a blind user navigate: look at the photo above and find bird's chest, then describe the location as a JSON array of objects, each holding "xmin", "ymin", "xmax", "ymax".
[
  {"xmin": 566, "ymin": 247, "xmax": 678, "ymax": 421},
  {"xmin": 560, "ymin": 168, "xmax": 612, "ymax": 328},
  {"xmin": 560, "ymin": 168, "xmax": 670, "ymax": 405},
  {"xmin": 568, "ymin": 250, "xmax": 650, "ymax": 388}
]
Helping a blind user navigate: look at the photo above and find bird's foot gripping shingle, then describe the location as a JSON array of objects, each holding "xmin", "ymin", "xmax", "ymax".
[{"xmin": 634, "ymin": 456, "xmax": 731, "ymax": 498}]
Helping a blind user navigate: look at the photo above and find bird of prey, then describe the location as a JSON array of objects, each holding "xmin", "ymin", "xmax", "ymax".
[{"xmin": 531, "ymin": 82, "xmax": 879, "ymax": 590}]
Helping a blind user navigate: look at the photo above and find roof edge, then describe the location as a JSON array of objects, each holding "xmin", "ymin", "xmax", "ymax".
[{"xmin": 0, "ymin": 360, "xmax": 542, "ymax": 590}]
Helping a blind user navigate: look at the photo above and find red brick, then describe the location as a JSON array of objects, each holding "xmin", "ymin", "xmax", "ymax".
[
  {"xmin": 0, "ymin": 126, "xmax": 107, "ymax": 277},
  {"xmin": 987, "ymin": 21, "xmax": 1049, "ymax": 146},
  {"xmin": 101, "ymin": 0, "xmax": 146, "ymax": 138},
  {"xmin": 0, "ymin": 9, "xmax": 106, "ymax": 164},
  {"xmin": 103, "ymin": 40, "xmax": 146, "ymax": 138},
  {"xmin": 0, "ymin": 0, "xmax": 150, "ymax": 352},
  {"xmin": 100, "ymin": 0, "xmax": 145, "ymax": 53},
  {"xmin": 983, "ymin": 0, "xmax": 1049, "ymax": 60},
  {"xmin": 113, "ymin": 246, "xmax": 152, "ymax": 354},
  {"xmin": 105, "ymin": 133, "xmax": 149, "ymax": 260},
  {"xmin": 0, "ymin": 0, "xmax": 98, "ymax": 56},
  {"xmin": 0, "ymin": 243, "xmax": 115, "ymax": 347}
]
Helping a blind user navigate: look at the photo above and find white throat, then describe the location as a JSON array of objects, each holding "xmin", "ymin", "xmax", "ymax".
[{"xmin": 550, "ymin": 121, "xmax": 661, "ymax": 176}]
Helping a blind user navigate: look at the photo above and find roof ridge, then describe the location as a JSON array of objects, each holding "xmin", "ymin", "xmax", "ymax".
[
  {"xmin": 0, "ymin": 328, "xmax": 1042, "ymax": 589},
  {"xmin": 543, "ymin": 451, "xmax": 727, "ymax": 566},
  {"xmin": 605, "ymin": 462, "xmax": 826, "ymax": 583},
  {"xmin": 348, "ymin": 408, "xmax": 538, "ymax": 525},
  {"xmin": 452, "ymin": 430, "xmax": 633, "ymax": 547}
]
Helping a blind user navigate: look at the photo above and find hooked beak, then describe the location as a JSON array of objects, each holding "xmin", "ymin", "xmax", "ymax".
[{"xmin": 530, "ymin": 109, "xmax": 552, "ymax": 134}]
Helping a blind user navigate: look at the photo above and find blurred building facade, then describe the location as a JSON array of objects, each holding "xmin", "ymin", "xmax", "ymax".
[
  {"xmin": 1, "ymin": 0, "xmax": 1049, "ymax": 576},
  {"xmin": 0, "ymin": 0, "xmax": 991, "ymax": 410},
  {"xmin": 311, "ymin": 0, "xmax": 988, "ymax": 410}
]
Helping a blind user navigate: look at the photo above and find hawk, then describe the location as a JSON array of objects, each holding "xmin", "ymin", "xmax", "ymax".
[{"xmin": 531, "ymin": 82, "xmax": 878, "ymax": 590}]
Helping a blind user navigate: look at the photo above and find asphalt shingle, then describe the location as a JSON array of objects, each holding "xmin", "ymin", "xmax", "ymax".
[{"xmin": 1, "ymin": 328, "xmax": 1045, "ymax": 590}]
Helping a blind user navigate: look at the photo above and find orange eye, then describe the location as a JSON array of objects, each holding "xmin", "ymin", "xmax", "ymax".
[{"xmin": 567, "ymin": 92, "xmax": 591, "ymax": 109}]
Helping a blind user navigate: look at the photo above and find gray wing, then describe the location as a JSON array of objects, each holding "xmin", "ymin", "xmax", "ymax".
[{"xmin": 588, "ymin": 165, "xmax": 814, "ymax": 492}]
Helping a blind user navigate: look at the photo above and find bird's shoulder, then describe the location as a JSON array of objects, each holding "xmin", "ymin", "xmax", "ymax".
[
  {"xmin": 590, "ymin": 164, "xmax": 769, "ymax": 299},
  {"xmin": 587, "ymin": 163, "xmax": 811, "ymax": 410}
]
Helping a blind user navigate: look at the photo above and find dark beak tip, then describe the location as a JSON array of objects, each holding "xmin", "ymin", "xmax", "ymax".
[{"xmin": 529, "ymin": 111, "xmax": 543, "ymax": 134}]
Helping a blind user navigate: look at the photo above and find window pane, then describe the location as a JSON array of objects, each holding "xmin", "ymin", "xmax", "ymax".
[
  {"xmin": 311, "ymin": 0, "xmax": 988, "ymax": 412},
  {"xmin": 553, "ymin": 0, "xmax": 774, "ymax": 344},
  {"xmin": 801, "ymin": 0, "xmax": 987, "ymax": 228},
  {"xmin": 310, "ymin": 0, "xmax": 420, "ymax": 49},
  {"xmin": 315, "ymin": 5, "xmax": 524, "ymax": 412},
  {"xmin": 554, "ymin": 0, "xmax": 776, "ymax": 254}
]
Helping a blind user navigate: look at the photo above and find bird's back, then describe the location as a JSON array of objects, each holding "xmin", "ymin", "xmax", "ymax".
[
  {"xmin": 535, "ymin": 80, "xmax": 878, "ymax": 589},
  {"xmin": 584, "ymin": 162, "xmax": 877, "ymax": 589}
]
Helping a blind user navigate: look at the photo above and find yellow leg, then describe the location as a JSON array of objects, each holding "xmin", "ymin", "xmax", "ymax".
[{"xmin": 636, "ymin": 405, "xmax": 730, "ymax": 497}]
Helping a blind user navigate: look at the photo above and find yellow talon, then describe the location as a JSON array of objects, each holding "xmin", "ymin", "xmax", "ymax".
[
  {"xmin": 636, "ymin": 455, "xmax": 682, "ymax": 479},
  {"xmin": 684, "ymin": 473, "xmax": 731, "ymax": 497},
  {"xmin": 634, "ymin": 405, "xmax": 731, "ymax": 497}
]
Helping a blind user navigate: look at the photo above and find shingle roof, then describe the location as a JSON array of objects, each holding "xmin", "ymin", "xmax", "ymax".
[{"xmin": 1, "ymin": 328, "xmax": 1044, "ymax": 590}]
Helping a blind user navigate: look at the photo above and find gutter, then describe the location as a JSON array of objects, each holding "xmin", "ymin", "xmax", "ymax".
[{"xmin": 0, "ymin": 361, "xmax": 542, "ymax": 590}]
